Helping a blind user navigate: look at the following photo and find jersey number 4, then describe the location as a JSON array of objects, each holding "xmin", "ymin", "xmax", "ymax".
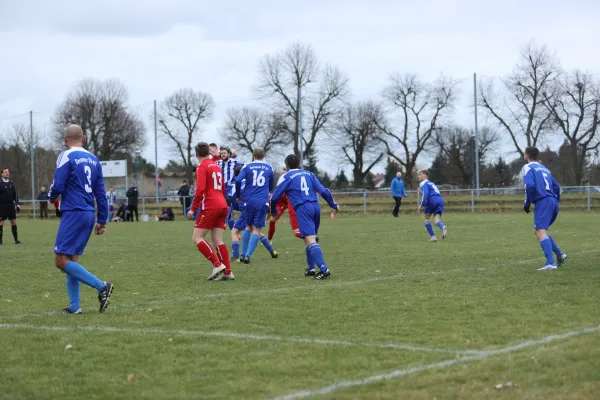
[
  {"xmin": 212, "ymin": 172, "xmax": 223, "ymax": 190},
  {"xmin": 84, "ymin": 166, "xmax": 92, "ymax": 193},
  {"xmin": 300, "ymin": 176, "xmax": 310, "ymax": 196}
]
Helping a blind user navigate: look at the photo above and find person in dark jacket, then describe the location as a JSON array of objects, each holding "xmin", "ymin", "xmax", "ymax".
[
  {"xmin": 37, "ymin": 185, "xmax": 49, "ymax": 219},
  {"xmin": 177, "ymin": 180, "xmax": 191, "ymax": 212},
  {"xmin": 391, "ymin": 172, "xmax": 407, "ymax": 217},
  {"xmin": 0, "ymin": 167, "xmax": 21, "ymax": 244},
  {"xmin": 126, "ymin": 183, "xmax": 139, "ymax": 222}
]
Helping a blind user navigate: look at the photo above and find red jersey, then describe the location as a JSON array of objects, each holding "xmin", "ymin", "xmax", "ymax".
[{"xmin": 191, "ymin": 158, "xmax": 227, "ymax": 212}]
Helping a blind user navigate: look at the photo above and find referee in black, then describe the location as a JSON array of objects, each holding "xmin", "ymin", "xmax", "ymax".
[{"xmin": 0, "ymin": 168, "xmax": 21, "ymax": 245}]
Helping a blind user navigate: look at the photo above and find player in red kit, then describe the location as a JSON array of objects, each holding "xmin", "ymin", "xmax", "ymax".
[{"xmin": 187, "ymin": 142, "xmax": 233, "ymax": 281}]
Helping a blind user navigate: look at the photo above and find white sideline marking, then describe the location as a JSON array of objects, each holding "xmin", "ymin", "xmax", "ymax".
[
  {"xmin": 0, "ymin": 323, "xmax": 484, "ymax": 356},
  {"xmin": 268, "ymin": 325, "xmax": 600, "ymax": 400},
  {"xmin": 0, "ymin": 249, "xmax": 597, "ymax": 322}
]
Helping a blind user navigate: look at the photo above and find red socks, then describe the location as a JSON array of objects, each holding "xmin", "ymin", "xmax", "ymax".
[
  {"xmin": 197, "ymin": 240, "xmax": 220, "ymax": 268},
  {"xmin": 216, "ymin": 244, "xmax": 231, "ymax": 275},
  {"xmin": 268, "ymin": 220, "xmax": 277, "ymax": 241}
]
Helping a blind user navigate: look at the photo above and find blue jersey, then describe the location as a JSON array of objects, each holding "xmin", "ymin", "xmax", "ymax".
[
  {"xmin": 218, "ymin": 158, "xmax": 244, "ymax": 195},
  {"xmin": 270, "ymin": 169, "xmax": 337, "ymax": 212},
  {"xmin": 48, "ymin": 147, "xmax": 108, "ymax": 224},
  {"xmin": 230, "ymin": 179, "xmax": 246, "ymax": 212},
  {"xmin": 521, "ymin": 162, "xmax": 560, "ymax": 206},
  {"xmin": 235, "ymin": 161, "xmax": 274, "ymax": 205},
  {"xmin": 419, "ymin": 179, "xmax": 443, "ymax": 207}
]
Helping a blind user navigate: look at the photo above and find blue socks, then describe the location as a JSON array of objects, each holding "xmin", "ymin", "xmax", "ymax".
[
  {"xmin": 425, "ymin": 221, "xmax": 435, "ymax": 236},
  {"xmin": 539, "ymin": 236, "xmax": 555, "ymax": 265},
  {"xmin": 305, "ymin": 247, "xmax": 314, "ymax": 270},
  {"xmin": 66, "ymin": 274, "xmax": 80, "ymax": 312},
  {"xmin": 260, "ymin": 236, "xmax": 274, "ymax": 253},
  {"xmin": 64, "ymin": 261, "xmax": 104, "ymax": 292},
  {"xmin": 232, "ymin": 242, "xmax": 240, "ymax": 258},
  {"xmin": 241, "ymin": 230, "xmax": 251, "ymax": 256},
  {"xmin": 247, "ymin": 234, "xmax": 260, "ymax": 257},
  {"xmin": 548, "ymin": 235, "xmax": 563, "ymax": 256},
  {"xmin": 436, "ymin": 221, "xmax": 445, "ymax": 230},
  {"xmin": 308, "ymin": 243, "xmax": 328, "ymax": 272}
]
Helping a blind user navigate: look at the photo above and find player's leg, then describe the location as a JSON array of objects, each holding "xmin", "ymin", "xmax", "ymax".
[
  {"xmin": 54, "ymin": 212, "xmax": 113, "ymax": 312},
  {"xmin": 245, "ymin": 204, "xmax": 266, "ymax": 259},
  {"xmin": 193, "ymin": 211, "xmax": 225, "ymax": 278},
  {"xmin": 533, "ymin": 198, "xmax": 557, "ymax": 270},
  {"xmin": 134, "ymin": 205, "xmax": 139, "ymax": 221},
  {"xmin": 289, "ymin": 206, "xmax": 302, "ymax": 239},
  {"xmin": 433, "ymin": 208, "xmax": 447, "ymax": 239},
  {"xmin": 231, "ymin": 227, "xmax": 241, "ymax": 261},
  {"xmin": 211, "ymin": 208, "xmax": 233, "ymax": 280},
  {"xmin": 258, "ymin": 232, "xmax": 278, "ymax": 258},
  {"xmin": 423, "ymin": 212, "xmax": 436, "ymax": 241},
  {"xmin": 300, "ymin": 203, "xmax": 330, "ymax": 280},
  {"xmin": 268, "ymin": 214, "xmax": 280, "ymax": 241},
  {"xmin": 59, "ymin": 254, "xmax": 81, "ymax": 314}
]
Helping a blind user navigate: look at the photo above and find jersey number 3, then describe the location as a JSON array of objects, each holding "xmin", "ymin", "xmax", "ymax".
[{"xmin": 84, "ymin": 165, "xmax": 92, "ymax": 193}]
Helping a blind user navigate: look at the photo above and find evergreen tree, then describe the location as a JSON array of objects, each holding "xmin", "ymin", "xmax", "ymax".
[{"xmin": 335, "ymin": 170, "xmax": 349, "ymax": 189}]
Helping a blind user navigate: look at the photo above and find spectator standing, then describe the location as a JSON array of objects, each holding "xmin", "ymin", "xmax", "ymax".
[
  {"xmin": 391, "ymin": 172, "xmax": 407, "ymax": 217},
  {"xmin": 37, "ymin": 185, "xmax": 49, "ymax": 219},
  {"xmin": 177, "ymin": 180, "xmax": 191, "ymax": 213},
  {"xmin": 126, "ymin": 183, "xmax": 139, "ymax": 222}
]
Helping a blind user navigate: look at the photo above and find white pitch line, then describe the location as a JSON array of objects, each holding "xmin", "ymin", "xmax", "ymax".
[
  {"xmin": 0, "ymin": 323, "xmax": 485, "ymax": 356},
  {"xmin": 268, "ymin": 324, "xmax": 600, "ymax": 400},
  {"xmin": 0, "ymin": 249, "xmax": 597, "ymax": 322}
]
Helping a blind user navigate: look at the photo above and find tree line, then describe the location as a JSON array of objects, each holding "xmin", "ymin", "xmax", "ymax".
[{"xmin": 2, "ymin": 40, "xmax": 599, "ymax": 196}]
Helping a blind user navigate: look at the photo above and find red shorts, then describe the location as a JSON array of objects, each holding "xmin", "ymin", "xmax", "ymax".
[{"xmin": 195, "ymin": 207, "xmax": 228, "ymax": 230}]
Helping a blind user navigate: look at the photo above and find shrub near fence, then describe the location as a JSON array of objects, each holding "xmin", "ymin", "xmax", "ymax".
[{"xmin": 12, "ymin": 186, "xmax": 600, "ymax": 219}]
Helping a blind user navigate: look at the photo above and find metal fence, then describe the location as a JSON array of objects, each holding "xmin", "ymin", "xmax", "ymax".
[{"xmin": 13, "ymin": 185, "xmax": 600, "ymax": 220}]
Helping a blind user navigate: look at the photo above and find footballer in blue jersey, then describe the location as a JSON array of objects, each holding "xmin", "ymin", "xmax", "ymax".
[
  {"xmin": 270, "ymin": 154, "xmax": 340, "ymax": 280},
  {"xmin": 229, "ymin": 166, "xmax": 278, "ymax": 263},
  {"xmin": 48, "ymin": 125, "xmax": 114, "ymax": 314},
  {"xmin": 418, "ymin": 170, "xmax": 447, "ymax": 242},
  {"xmin": 234, "ymin": 148, "xmax": 274, "ymax": 263},
  {"xmin": 521, "ymin": 146, "xmax": 567, "ymax": 270},
  {"xmin": 218, "ymin": 146, "xmax": 244, "ymax": 229}
]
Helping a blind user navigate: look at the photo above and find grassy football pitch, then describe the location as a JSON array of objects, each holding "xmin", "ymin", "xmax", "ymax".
[{"xmin": 0, "ymin": 212, "xmax": 599, "ymax": 400}]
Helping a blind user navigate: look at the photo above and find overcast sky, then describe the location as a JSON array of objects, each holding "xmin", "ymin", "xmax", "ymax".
[{"xmin": 1, "ymin": 0, "xmax": 599, "ymax": 175}]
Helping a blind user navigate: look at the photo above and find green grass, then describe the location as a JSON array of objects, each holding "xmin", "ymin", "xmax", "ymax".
[{"xmin": 0, "ymin": 212, "xmax": 599, "ymax": 399}]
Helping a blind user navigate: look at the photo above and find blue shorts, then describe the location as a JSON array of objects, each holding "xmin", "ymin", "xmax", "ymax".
[
  {"xmin": 54, "ymin": 210, "xmax": 95, "ymax": 256},
  {"xmin": 243, "ymin": 202, "xmax": 268, "ymax": 228},
  {"xmin": 424, "ymin": 200, "xmax": 444, "ymax": 216},
  {"xmin": 533, "ymin": 197, "xmax": 559, "ymax": 230},
  {"xmin": 296, "ymin": 202, "xmax": 321, "ymax": 237},
  {"xmin": 109, "ymin": 205, "xmax": 115, "ymax": 212}
]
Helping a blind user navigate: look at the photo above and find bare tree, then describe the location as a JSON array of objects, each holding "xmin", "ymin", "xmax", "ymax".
[
  {"xmin": 544, "ymin": 71, "xmax": 600, "ymax": 185},
  {"xmin": 219, "ymin": 107, "xmax": 290, "ymax": 158},
  {"xmin": 53, "ymin": 78, "xmax": 146, "ymax": 159},
  {"xmin": 377, "ymin": 73, "xmax": 457, "ymax": 186},
  {"xmin": 158, "ymin": 88, "xmax": 215, "ymax": 184},
  {"xmin": 330, "ymin": 101, "xmax": 385, "ymax": 186},
  {"xmin": 256, "ymin": 42, "xmax": 349, "ymax": 162},
  {"xmin": 434, "ymin": 126, "xmax": 500, "ymax": 186},
  {"xmin": 479, "ymin": 42, "xmax": 559, "ymax": 157}
]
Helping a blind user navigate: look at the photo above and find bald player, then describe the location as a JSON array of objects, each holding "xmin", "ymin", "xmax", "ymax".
[{"xmin": 48, "ymin": 125, "xmax": 114, "ymax": 314}]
